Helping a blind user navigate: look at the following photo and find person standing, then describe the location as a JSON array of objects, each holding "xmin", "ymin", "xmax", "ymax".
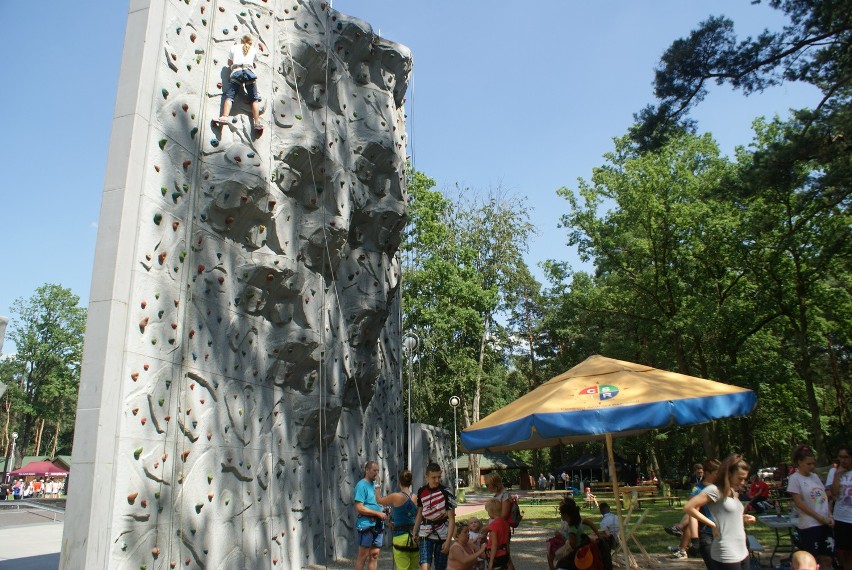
[
  {"xmin": 414, "ymin": 462, "xmax": 456, "ymax": 570},
  {"xmin": 827, "ymin": 444, "xmax": 852, "ymax": 570},
  {"xmin": 788, "ymin": 445, "xmax": 834, "ymax": 570},
  {"xmin": 485, "ymin": 474, "xmax": 517, "ymax": 570},
  {"xmin": 684, "ymin": 454, "xmax": 756, "ymax": 570},
  {"xmin": 354, "ymin": 461, "xmax": 387, "ymax": 570},
  {"xmin": 484, "ymin": 499, "xmax": 511, "ymax": 570},
  {"xmin": 377, "ymin": 469, "xmax": 419, "ymax": 570}
]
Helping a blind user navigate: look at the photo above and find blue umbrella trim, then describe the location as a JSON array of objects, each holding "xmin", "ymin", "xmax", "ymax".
[{"xmin": 461, "ymin": 391, "xmax": 756, "ymax": 451}]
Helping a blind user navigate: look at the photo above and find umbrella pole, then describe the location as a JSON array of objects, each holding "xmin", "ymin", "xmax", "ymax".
[{"xmin": 606, "ymin": 433, "xmax": 636, "ymax": 569}]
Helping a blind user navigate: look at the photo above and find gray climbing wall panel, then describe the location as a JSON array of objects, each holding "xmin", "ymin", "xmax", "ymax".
[{"xmin": 61, "ymin": 1, "xmax": 411, "ymax": 568}]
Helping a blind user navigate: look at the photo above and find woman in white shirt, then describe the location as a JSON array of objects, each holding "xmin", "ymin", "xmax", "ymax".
[
  {"xmin": 787, "ymin": 444, "xmax": 833, "ymax": 569},
  {"xmin": 827, "ymin": 444, "xmax": 852, "ymax": 570}
]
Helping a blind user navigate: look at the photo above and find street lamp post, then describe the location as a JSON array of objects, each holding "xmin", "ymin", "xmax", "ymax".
[
  {"xmin": 402, "ymin": 332, "xmax": 419, "ymax": 470},
  {"xmin": 449, "ymin": 396, "xmax": 460, "ymax": 497}
]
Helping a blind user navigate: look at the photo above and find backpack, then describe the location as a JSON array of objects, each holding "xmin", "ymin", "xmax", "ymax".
[{"xmin": 508, "ymin": 495, "xmax": 523, "ymax": 528}]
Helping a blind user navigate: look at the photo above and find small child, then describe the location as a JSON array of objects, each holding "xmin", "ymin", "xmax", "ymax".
[
  {"xmin": 484, "ymin": 499, "xmax": 510, "ymax": 570},
  {"xmin": 468, "ymin": 517, "xmax": 485, "ymax": 570},
  {"xmin": 598, "ymin": 502, "xmax": 619, "ymax": 548},
  {"xmin": 468, "ymin": 516, "xmax": 483, "ymax": 543},
  {"xmin": 585, "ymin": 486, "xmax": 599, "ymax": 508},
  {"xmin": 791, "ymin": 550, "xmax": 819, "ymax": 570}
]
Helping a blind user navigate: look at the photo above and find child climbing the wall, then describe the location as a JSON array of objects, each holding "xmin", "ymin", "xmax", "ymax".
[{"xmin": 217, "ymin": 34, "xmax": 263, "ymax": 134}]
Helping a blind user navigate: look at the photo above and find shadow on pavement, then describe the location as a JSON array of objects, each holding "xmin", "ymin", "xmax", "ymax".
[{"xmin": 0, "ymin": 553, "xmax": 59, "ymax": 570}]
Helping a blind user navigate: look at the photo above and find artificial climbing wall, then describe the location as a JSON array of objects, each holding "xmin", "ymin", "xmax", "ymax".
[{"xmin": 61, "ymin": 0, "xmax": 411, "ymax": 568}]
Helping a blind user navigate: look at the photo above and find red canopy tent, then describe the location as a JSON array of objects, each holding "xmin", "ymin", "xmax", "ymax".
[{"xmin": 9, "ymin": 460, "xmax": 68, "ymax": 477}]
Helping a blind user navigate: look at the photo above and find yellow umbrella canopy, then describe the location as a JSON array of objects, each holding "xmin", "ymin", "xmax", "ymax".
[{"xmin": 461, "ymin": 355, "xmax": 756, "ymax": 453}]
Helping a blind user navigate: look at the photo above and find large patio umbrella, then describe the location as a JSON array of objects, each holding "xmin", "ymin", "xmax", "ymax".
[{"xmin": 460, "ymin": 355, "xmax": 757, "ymax": 567}]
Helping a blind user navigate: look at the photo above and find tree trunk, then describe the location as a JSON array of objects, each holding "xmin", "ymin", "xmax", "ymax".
[
  {"xmin": 49, "ymin": 418, "xmax": 61, "ymax": 459},
  {"xmin": 523, "ymin": 298, "xmax": 538, "ymax": 389},
  {"xmin": 828, "ymin": 339, "xmax": 847, "ymax": 439},
  {"xmin": 792, "ymin": 254, "xmax": 827, "ymax": 460},
  {"xmin": 33, "ymin": 418, "xmax": 45, "ymax": 457},
  {"xmin": 468, "ymin": 313, "xmax": 491, "ymax": 490},
  {"xmin": 2, "ymin": 397, "xmax": 9, "ymax": 451}
]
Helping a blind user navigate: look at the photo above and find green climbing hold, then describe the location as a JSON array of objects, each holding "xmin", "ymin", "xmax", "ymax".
[
  {"xmin": 134, "ymin": 447, "xmax": 143, "ymax": 460},
  {"xmin": 179, "ymin": 251, "xmax": 187, "ymax": 262},
  {"xmin": 161, "ymin": 88, "xmax": 169, "ymax": 99},
  {"xmin": 295, "ymin": 114, "xmax": 303, "ymax": 120},
  {"xmin": 153, "ymin": 213, "xmax": 163, "ymax": 225},
  {"xmin": 191, "ymin": 127, "xmax": 198, "ymax": 139},
  {"xmin": 158, "ymin": 139, "xmax": 167, "ymax": 150},
  {"xmin": 161, "ymin": 187, "xmax": 167, "ymax": 196}
]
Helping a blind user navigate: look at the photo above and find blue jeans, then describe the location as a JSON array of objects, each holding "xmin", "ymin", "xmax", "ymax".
[
  {"xmin": 419, "ymin": 538, "xmax": 447, "ymax": 570},
  {"xmin": 224, "ymin": 69, "xmax": 261, "ymax": 102}
]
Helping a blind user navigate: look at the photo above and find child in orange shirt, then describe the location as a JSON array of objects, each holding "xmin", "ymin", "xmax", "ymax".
[{"xmin": 484, "ymin": 499, "xmax": 510, "ymax": 570}]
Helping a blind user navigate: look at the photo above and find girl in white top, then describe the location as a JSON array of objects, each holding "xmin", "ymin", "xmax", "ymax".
[
  {"xmin": 684, "ymin": 454, "xmax": 756, "ymax": 570},
  {"xmin": 218, "ymin": 34, "xmax": 263, "ymax": 133},
  {"xmin": 787, "ymin": 444, "xmax": 834, "ymax": 569},
  {"xmin": 826, "ymin": 444, "xmax": 852, "ymax": 570}
]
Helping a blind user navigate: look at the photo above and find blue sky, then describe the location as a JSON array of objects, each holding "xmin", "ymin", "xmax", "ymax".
[{"xmin": 0, "ymin": 1, "xmax": 819, "ymax": 353}]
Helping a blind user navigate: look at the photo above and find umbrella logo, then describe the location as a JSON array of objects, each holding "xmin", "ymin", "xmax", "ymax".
[{"xmin": 580, "ymin": 385, "xmax": 619, "ymax": 401}]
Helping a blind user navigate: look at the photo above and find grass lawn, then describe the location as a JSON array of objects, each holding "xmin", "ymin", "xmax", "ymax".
[{"xmin": 462, "ymin": 503, "xmax": 782, "ymax": 556}]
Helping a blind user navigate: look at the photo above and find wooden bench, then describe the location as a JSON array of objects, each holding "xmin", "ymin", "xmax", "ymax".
[
  {"xmin": 618, "ymin": 485, "xmax": 659, "ymax": 497},
  {"xmin": 525, "ymin": 490, "xmax": 574, "ymax": 504},
  {"xmin": 634, "ymin": 495, "xmax": 682, "ymax": 509}
]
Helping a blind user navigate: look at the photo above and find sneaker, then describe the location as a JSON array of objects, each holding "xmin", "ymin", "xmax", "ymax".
[
  {"xmin": 664, "ymin": 524, "xmax": 683, "ymax": 537},
  {"xmin": 670, "ymin": 549, "xmax": 688, "ymax": 559},
  {"xmin": 687, "ymin": 544, "xmax": 699, "ymax": 557}
]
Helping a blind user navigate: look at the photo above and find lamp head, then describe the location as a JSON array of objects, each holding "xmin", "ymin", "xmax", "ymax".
[{"xmin": 402, "ymin": 334, "xmax": 418, "ymax": 353}]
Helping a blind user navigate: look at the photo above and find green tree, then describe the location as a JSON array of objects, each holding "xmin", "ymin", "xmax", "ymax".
[
  {"xmin": 0, "ymin": 284, "xmax": 86, "ymax": 467},
  {"xmin": 402, "ymin": 172, "xmax": 536, "ymax": 485},
  {"xmin": 627, "ymin": 0, "xmax": 852, "ymax": 460},
  {"xmin": 634, "ymin": 0, "xmax": 852, "ymax": 151},
  {"xmin": 729, "ymin": 117, "xmax": 852, "ymax": 457},
  {"xmin": 556, "ymin": 131, "xmax": 769, "ymax": 461}
]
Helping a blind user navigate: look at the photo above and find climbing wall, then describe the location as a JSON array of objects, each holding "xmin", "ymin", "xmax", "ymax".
[{"xmin": 61, "ymin": 0, "xmax": 411, "ymax": 568}]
